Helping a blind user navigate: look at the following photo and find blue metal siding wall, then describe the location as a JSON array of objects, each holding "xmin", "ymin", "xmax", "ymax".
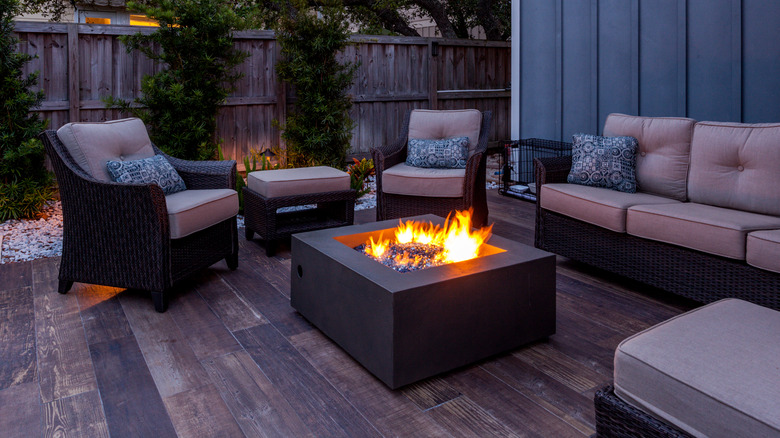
[{"xmin": 516, "ymin": 0, "xmax": 780, "ymax": 141}]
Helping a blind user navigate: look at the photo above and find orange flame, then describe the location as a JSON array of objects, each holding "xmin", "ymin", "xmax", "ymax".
[{"xmin": 363, "ymin": 209, "xmax": 493, "ymax": 267}]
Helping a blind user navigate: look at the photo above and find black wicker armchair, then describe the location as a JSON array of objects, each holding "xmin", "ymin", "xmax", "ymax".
[
  {"xmin": 371, "ymin": 109, "xmax": 492, "ymax": 228},
  {"xmin": 40, "ymin": 128, "xmax": 239, "ymax": 313}
]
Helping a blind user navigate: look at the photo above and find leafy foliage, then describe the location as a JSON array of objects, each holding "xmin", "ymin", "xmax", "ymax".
[
  {"xmin": 0, "ymin": 0, "xmax": 53, "ymax": 221},
  {"xmin": 346, "ymin": 157, "xmax": 374, "ymax": 197},
  {"xmin": 104, "ymin": 0, "xmax": 251, "ymax": 160},
  {"xmin": 275, "ymin": 0, "xmax": 357, "ymax": 168}
]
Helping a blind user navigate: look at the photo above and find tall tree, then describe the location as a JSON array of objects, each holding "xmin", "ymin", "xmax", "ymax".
[{"xmin": 104, "ymin": 0, "xmax": 251, "ymax": 160}]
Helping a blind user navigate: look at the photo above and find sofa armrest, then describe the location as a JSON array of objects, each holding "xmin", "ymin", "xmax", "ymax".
[{"xmin": 534, "ymin": 156, "xmax": 572, "ymax": 187}]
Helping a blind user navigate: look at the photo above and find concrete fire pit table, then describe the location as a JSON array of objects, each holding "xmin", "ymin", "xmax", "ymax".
[{"xmin": 290, "ymin": 214, "xmax": 556, "ymax": 389}]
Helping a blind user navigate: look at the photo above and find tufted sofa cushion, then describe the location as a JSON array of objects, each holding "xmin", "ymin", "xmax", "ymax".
[
  {"xmin": 688, "ymin": 121, "xmax": 780, "ymax": 216},
  {"xmin": 603, "ymin": 113, "xmax": 696, "ymax": 201},
  {"xmin": 408, "ymin": 109, "xmax": 482, "ymax": 157},
  {"xmin": 56, "ymin": 118, "xmax": 155, "ymax": 182}
]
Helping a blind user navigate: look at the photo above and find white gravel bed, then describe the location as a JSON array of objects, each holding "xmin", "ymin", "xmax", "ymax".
[{"xmin": 1, "ymin": 179, "xmax": 496, "ymax": 265}]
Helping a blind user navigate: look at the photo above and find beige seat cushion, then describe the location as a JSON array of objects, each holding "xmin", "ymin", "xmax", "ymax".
[
  {"xmin": 603, "ymin": 113, "xmax": 696, "ymax": 201},
  {"xmin": 688, "ymin": 121, "xmax": 780, "ymax": 216},
  {"xmin": 614, "ymin": 299, "xmax": 780, "ymax": 438},
  {"xmin": 247, "ymin": 166, "xmax": 350, "ymax": 198},
  {"xmin": 408, "ymin": 109, "xmax": 482, "ymax": 157},
  {"xmin": 382, "ymin": 163, "xmax": 465, "ymax": 198},
  {"xmin": 626, "ymin": 203, "xmax": 780, "ymax": 259},
  {"xmin": 747, "ymin": 229, "xmax": 780, "ymax": 274},
  {"xmin": 56, "ymin": 118, "xmax": 155, "ymax": 182},
  {"xmin": 540, "ymin": 183, "xmax": 680, "ymax": 233},
  {"xmin": 165, "ymin": 189, "xmax": 238, "ymax": 239}
]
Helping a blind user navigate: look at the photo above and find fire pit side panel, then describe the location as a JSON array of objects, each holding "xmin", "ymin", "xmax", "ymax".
[
  {"xmin": 290, "ymin": 235, "xmax": 395, "ymax": 385},
  {"xmin": 391, "ymin": 255, "xmax": 556, "ymax": 388}
]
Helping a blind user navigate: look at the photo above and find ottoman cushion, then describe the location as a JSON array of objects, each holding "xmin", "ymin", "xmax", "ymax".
[
  {"xmin": 614, "ymin": 299, "xmax": 780, "ymax": 438},
  {"xmin": 247, "ymin": 166, "xmax": 350, "ymax": 198}
]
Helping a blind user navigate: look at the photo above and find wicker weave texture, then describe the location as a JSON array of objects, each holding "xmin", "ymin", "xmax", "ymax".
[
  {"xmin": 39, "ymin": 130, "xmax": 239, "ymax": 312},
  {"xmin": 595, "ymin": 385, "xmax": 693, "ymax": 438},
  {"xmin": 371, "ymin": 110, "xmax": 492, "ymax": 228},
  {"xmin": 243, "ymin": 186, "xmax": 356, "ymax": 255},
  {"xmin": 534, "ymin": 157, "xmax": 780, "ymax": 310}
]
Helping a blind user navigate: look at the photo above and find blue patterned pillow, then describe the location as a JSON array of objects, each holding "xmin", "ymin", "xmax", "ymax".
[
  {"xmin": 106, "ymin": 155, "xmax": 187, "ymax": 195},
  {"xmin": 567, "ymin": 134, "xmax": 638, "ymax": 193},
  {"xmin": 406, "ymin": 137, "xmax": 469, "ymax": 169}
]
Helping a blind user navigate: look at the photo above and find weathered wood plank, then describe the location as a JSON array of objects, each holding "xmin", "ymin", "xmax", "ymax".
[
  {"xmin": 219, "ymin": 242, "xmax": 311, "ymax": 338},
  {"xmin": 73, "ymin": 284, "xmax": 133, "ymax": 346},
  {"xmin": 162, "ymin": 383, "xmax": 245, "ymax": 438},
  {"xmin": 192, "ymin": 270, "xmax": 268, "ymax": 332},
  {"xmin": 43, "ymin": 389, "xmax": 109, "ymax": 438},
  {"xmin": 425, "ymin": 395, "xmax": 521, "ymax": 438},
  {"xmin": 166, "ymin": 279, "xmax": 243, "ymax": 360},
  {"xmin": 235, "ymin": 325, "xmax": 381, "ymax": 437},
  {"xmin": 118, "ymin": 291, "xmax": 210, "ymax": 398},
  {"xmin": 201, "ymin": 351, "xmax": 312, "ymax": 438},
  {"xmin": 482, "ymin": 355, "xmax": 597, "ymax": 435},
  {"xmin": 0, "ymin": 287, "xmax": 36, "ymax": 390},
  {"xmin": 0, "ymin": 260, "xmax": 32, "ymax": 291},
  {"xmin": 33, "ymin": 259, "xmax": 97, "ymax": 403},
  {"xmin": 402, "ymin": 378, "xmax": 462, "ymax": 411},
  {"xmin": 0, "ymin": 381, "xmax": 43, "ymax": 436},
  {"xmin": 89, "ymin": 336, "xmax": 177, "ymax": 437},
  {"xmin": 443, "ymin": 367, "xmax": 586, "ymax": 437},
  {"xmin": 290, "ymin": 329, "xmax": 451, "ymax": 437}
]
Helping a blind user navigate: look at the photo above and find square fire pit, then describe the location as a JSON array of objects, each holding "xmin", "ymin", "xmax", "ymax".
[{"xmin": 290, "ymin": 214, "xmax": 556, "ymax": 389}]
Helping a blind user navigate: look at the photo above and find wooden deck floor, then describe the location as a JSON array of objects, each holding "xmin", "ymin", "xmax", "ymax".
[{"xmin": 0, "ymin": 191, "xmax": 695, "ymax": 437}]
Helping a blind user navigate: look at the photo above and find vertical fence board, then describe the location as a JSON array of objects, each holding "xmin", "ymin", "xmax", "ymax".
[{"xmin": 19, "ymin": 23, "xmax": 509, "ymax": 162}]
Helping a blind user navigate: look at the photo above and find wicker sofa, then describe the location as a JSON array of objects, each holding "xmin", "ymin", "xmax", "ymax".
[{"xmin": 534, "ymin": 113, "xmax": 780, "ymax": 311}]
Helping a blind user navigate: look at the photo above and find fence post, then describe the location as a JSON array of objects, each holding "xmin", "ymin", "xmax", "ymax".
[
  {"xmin": 274, "ymin": 40, "xmax": 286, "ymax": 151},
  {"xmin": 428, "ymin": 40, "xmax": 439, "ymax": 110},
  {"xmin": 67, "ymin": 23, "xmax": 80, "ymax": 122}
]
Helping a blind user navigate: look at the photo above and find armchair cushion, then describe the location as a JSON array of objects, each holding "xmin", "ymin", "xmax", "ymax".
[
  {"xmin": 406, "ymin": 137, "xmax": 469, "ymax": 169},
  {"xmin": 107, "ymin": 155, "xmax": 187, "ymax": 195},
  {"xmin": 382, "ymin": 163, "xmax": 465, "ymax": 198},
  {"xmin": 408, "ymin": 109, "xmax": 482, "ymax": 157},
  {"xmin": 56, "ymin": 118, "xmax": 155, "ymax": 182},
  {"xmin": 165, "ymin": 189, "xmax": 238, "ymax": 239}
]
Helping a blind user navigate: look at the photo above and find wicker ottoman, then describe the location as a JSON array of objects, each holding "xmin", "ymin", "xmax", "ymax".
[
  {"xmin": 595, "ymin": 298, "xmax": 780, "ymax": 437},
  {"xmin": 243, "ymin": 166, "xmax": 356, "ymax": 256}
]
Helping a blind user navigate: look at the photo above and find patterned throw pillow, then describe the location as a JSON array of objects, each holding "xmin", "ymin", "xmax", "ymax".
[
  {"xmin": 406, "ymin": 137, "xmax": 469, "ymax": 169},
  {"xmin": 106, "ymin": 155, "xmax": 187, "ymax": 195},
  {"xmin": 567, "ymin": 134, "xmax": 638, "ymax": 193}
]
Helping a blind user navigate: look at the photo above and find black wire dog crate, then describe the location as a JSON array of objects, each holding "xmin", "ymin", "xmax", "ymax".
[{"xmin": 499, "ymin": 138, "xmax": 572, "ymax": 201}]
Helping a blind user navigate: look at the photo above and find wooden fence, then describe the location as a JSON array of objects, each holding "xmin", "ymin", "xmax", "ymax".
[{"xmin": 14, "ymin": 22, "xmax": 510, "ymax": 162}]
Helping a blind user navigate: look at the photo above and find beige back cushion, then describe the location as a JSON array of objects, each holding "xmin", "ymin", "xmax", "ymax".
[
  {"xmin": 408, "ymin": 109, "xmax": 482, "ymax": 157},
  {"xmin": 56, "ymin": 118, "xmax": 155, "ymax": 182},
  {"xmin": 603, "ymin": 113, "xmax": 696, "ymax": 201},
  {"xmin": 688, "ymin": 121, "xmax": 780, "ymax": 216}
]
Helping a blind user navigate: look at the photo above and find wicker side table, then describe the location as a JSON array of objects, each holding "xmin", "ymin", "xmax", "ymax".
[{"xmin": 243, "ymin": 167, "xmax": 356, "ymax": 256}]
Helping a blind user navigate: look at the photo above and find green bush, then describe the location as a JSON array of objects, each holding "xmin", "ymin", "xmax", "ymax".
[
  {"xmin": 275, "ymin": 0, "xmax": 358, "ymax": 168},
  {"xmin": 105, "ymin": 0, "xmax": 251, "ymax": 160},
  {"xmin": 0, "ymin": 0, "xmax": 53, "ymax": 221}
]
